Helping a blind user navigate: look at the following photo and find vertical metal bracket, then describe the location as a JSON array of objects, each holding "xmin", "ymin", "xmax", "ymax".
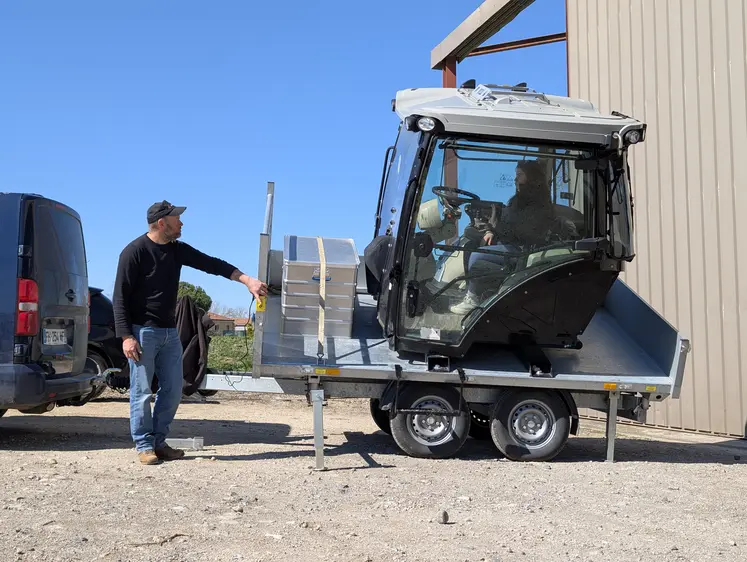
[
  {"xmin": 252, "ymin": 181, "xmax": 274, "ymax": 379},
  {"xmin": 310, "ymin": 387, "xmax": 326, "ymax": 471},
  {"xmin": 606, "ymin": 391, "xmax": 619, "ymax": 463}
]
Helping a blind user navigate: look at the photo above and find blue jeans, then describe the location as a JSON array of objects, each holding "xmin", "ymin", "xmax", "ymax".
[
  {"xmin": 466, "ymin": 243, "xmax": 516, "ymax": 295},
  {"xmin": 128, "ymin": 325, "xmax": 184, "ymax": 452}
]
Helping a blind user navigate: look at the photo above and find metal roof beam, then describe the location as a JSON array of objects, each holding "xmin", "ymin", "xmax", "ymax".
[{"xmin": 430, "ymin": 0, "xmax": 536, "ymax": 70}]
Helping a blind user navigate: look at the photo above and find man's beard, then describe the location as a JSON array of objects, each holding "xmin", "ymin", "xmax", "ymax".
[{"xmin": 164, "ymin": 227, "xmax": 181, "ymax": 242}]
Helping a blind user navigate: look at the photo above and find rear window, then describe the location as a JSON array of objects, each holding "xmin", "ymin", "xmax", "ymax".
[{"xmin": 35, "ymin": 204, "xmax": 87, "ymax": 277}]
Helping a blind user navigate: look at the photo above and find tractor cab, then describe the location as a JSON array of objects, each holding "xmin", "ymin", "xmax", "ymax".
[{"xmin": 364, "ymin": 83, "xmax": 646, "ymax": 362}]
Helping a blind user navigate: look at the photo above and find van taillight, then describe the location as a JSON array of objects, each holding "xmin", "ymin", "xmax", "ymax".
[{"xmin": 16, "ymin": 278, "xmax": 39, "ymax": 336}]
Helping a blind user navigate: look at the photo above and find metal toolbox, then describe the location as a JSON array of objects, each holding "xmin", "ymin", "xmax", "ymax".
[{"xmin": 281, "ymin": 235, "xmax": 359, "ymax": 337}]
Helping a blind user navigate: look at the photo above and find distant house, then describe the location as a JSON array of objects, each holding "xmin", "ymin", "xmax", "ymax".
[
  {"xmin": 234, "ymin": 317, "xmax": 251, "ymax": 334},
  {"xmin": 207, "ymin": 312, "xmax": 235, "ymax": 335}
]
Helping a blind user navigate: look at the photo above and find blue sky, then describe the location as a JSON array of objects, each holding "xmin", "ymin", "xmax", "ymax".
[{"xmin": 0, "ymin": 0, "xmax": 567, "ymax": 313}]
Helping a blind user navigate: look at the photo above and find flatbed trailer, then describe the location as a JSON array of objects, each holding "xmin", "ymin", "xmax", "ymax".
[{"xmin": 198, "ymin": 182, "xmax": 691, "ymax": 468}]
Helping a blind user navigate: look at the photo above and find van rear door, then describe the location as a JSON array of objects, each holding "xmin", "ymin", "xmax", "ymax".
[
  {"xmin": 0, "ymin": 194, "xmax": 22, "ymax": 368},
  {"xmin": 31, "ymin": 200, "xmax": 88, "ymax": 376}
]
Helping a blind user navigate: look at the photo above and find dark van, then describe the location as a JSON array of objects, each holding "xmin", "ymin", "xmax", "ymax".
[{"xmin": 0, "ymin": 193, "xmax": 105, "ymax": 416}]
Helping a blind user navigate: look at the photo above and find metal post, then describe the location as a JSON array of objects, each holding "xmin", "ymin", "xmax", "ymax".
[
  {"xmin": 310, "ymin": 388, "xmax": 326, "ymax": 471},
  {"xmin": 606, "ymin": 391, "xmax": 619, "ymax": 463},
  {"xmin": 442, "ymin": 57, "xmax": 457, "ymax": 88}
]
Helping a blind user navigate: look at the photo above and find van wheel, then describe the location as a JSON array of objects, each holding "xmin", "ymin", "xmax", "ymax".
[
  {"xmin": 390, "ymin": 384, "xmax": 470, "ymax": 459},
  {"xmin": 490, "ymin": 390, "xmax": 570, "ymax": 462},
  {"xmin": 85, "ymin": 350, "xmax": 109, "ymax": 400},
  {"xmin": 369, "ymin": 398, "xmax": 392, "ymax": 435}
]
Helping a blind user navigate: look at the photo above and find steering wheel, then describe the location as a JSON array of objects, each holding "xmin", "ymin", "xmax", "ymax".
[{"xmin": 431, "ymin": 185, "xmax": 480, "ymax": 207}]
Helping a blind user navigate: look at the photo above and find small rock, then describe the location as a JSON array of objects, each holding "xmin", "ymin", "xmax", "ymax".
[
  {"xmin": 300, "ymin": 522, "xmax": 309, "ymax": 529},
  {"xmin": 47, "ymin": 459, "xmax": 58, "ymax": 465},
  {"xmin": 15, "ymin": 549, "xmax": 23, "ymax": 555},
  {"xmin": 671, "ymin": 546, "xmax": 679, "ymax": 551},
  {"xmin": 731, "ymin": 541, "xmax": 738, "ymax": 547},
  {"xmin": 81, "ymin": 537, "xmax": 88, "ymax": 542},
  {"xmin": 437, "ymin": 510, "xmax": 449, "ymax": 525},
  {"xmin": 210, "ymin": 457, "xmax": 217, "ymax": 461},
  {"xmin": 457, "ymin": 496, "xmax": 471, "ymax": 502},
  {"xmin": 233, "ymin": 506, "xmax": 244, "ymax": 513}
]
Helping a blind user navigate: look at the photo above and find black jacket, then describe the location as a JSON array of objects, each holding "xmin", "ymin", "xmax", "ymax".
[{"xmin": 175, "ymin": 296, "xmax": 215, "ymax": 396}]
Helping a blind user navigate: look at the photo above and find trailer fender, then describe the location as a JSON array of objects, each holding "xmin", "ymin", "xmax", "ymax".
[{"xmin": 558, "ymin": 390, "xmax": 580, "ymax": 435}]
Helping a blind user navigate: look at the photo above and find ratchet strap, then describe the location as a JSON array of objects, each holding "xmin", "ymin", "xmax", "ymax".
[{"xmin": 316, "ymin": 236, "xmax": 326, "ymax": 363}]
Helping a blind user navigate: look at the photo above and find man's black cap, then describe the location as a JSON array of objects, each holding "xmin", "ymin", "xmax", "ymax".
[{"xmin": 147, "ymin": 200, "xmax": 186, "ymax": 224}]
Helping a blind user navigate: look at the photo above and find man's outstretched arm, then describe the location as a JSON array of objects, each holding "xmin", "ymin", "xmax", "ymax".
[{"xmin": 177, "ymin": 242, "xmax": 267, "ymax": 300}]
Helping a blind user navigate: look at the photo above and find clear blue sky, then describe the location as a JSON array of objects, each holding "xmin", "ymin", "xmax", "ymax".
[{"xmin": 0, "ymin": 0, "xmax": 567, "ymax": 313}]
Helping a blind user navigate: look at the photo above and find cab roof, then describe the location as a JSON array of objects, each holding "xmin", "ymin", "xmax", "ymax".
[{"xmin": 393, "ymin": 84, "xmax": 646, "ymax": 148}]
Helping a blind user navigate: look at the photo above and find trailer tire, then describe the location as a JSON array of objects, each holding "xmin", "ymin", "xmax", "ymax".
[
  {"xmin": 369, "ymin": 398, "xmax": 392, "ymax": 435},
  {"xmin": 490, "ymin": 390, "xmax": 570, "ymax": 462},
  {"xmin": 390, "ymin": 384, "xmax": 470, "ymax": 459}
]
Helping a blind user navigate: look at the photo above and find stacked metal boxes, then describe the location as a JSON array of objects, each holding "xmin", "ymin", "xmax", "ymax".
[{"xmin": 281, "ymin": 235, "xmax": 359, "ymax": 338}]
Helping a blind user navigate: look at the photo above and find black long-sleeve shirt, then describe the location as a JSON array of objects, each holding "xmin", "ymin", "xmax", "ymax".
[{"xmin": 112, "ymin": 234, "xmax": 237, "ymax": 338}]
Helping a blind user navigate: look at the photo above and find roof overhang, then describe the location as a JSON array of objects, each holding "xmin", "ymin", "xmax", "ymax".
[{"xmin": 431, "ymin": 0, "xmax": 537, "ymax": 70}]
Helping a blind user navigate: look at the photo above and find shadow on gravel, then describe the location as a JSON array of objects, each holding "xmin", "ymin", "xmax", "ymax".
[
  {"xmin": 0, "ymin": 415, "xmax": 296, "ymax": 452},
  {"xmin": 1, "ymin": 414, "xmax": 745, "ymax": 466},
  {"xmin": 553, "ymin": 435, "xmax": 747, "ymax": 465}
]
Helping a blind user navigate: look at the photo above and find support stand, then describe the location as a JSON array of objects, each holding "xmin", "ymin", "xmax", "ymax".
[
  {"xmin": 606, "ymin": 391, "xmax": 619, "ymax": 463},
  {"xmin": 310, "ymin": 387, "xmax": 326, "ymax": 471}
]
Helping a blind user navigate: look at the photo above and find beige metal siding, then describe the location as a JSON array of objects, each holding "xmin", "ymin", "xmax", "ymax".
[{"xmin": 567, "ymin": 0, "xmax": 747, "ymax": 437}]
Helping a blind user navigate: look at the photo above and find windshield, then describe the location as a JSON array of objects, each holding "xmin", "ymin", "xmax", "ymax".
[{"xmin": 398, "ymin": 135, "xmax": 613, "ymax": 345}]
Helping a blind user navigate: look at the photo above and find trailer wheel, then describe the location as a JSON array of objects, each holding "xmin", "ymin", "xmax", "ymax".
[
  {"xmin": 369, "ymin": 398, "xmax": 392, "ymax": 435},
  {"xmin": 490, "ymin": 390, "xmax": 570, "ymax": 462},
  {"xmin": 390, "ymin": 385, "xmax": 470, "ymax": 459}
]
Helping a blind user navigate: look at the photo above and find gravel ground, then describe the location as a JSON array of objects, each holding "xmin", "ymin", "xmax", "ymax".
[{"xmin": 1, "ymin": 390, "xmax": 746, "ymax": 562}]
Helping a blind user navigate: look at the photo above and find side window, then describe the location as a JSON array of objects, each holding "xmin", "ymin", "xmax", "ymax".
[
  {"xmin": 376, "ymin": 127, "xmax": 421, "ymax": 238},
  {"xmin": 35, "ymin": 205, "xmax": 87, "ymax": 277}
]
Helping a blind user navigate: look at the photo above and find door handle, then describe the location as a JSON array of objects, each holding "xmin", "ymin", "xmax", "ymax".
[{"xmin": 65, "ymin": 289, "xmax": 76, "ymax": 301}]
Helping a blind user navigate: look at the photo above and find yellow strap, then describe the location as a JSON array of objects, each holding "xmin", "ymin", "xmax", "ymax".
[{"xmin": 316, "ymin": 237, "xmax": 326, "ymax": 361}]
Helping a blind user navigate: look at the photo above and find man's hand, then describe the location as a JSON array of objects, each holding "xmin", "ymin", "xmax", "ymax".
[
  {"xmin": 242, "ymin": 274, "xmax": 268, "ymax": 300},
  {"xmin": 483, "ymin": 231, "xmax": 495, "ymax": 245},
  {"xmin": 230, "ymin": 269, "xmax": 268, "ymax": 301},
  {"xmin": 123, "ymin": 336, "xmax": 142, "ymax": 362}
]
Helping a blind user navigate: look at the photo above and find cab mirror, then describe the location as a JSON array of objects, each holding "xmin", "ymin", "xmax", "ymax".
[{"xmin": 574, "ymin": 157, "xmax": 608, "ymax": 171}]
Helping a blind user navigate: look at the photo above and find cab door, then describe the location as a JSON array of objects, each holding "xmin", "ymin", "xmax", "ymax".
[{"xmin": 371, "ymin": 126, "xmax": 423, "ymax": 337}]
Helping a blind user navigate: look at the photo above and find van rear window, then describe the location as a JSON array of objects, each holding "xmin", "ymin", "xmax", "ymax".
[{"xmin": 35, "ymin": 205, "xmax": 87, "ymax": 277}]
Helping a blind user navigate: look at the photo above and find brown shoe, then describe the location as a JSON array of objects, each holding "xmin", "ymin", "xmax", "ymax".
[
  {"xmin": 138, "ymin": 450, "xmax": 161, "ymax": 465},
  {"xmin": 155, "ymin": 444, "xmax": 185, "ymax": 461}
]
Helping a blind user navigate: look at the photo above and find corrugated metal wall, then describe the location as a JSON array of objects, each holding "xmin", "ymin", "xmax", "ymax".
[{"xmin": 567, "ymin": 0, "xmax": 747, "ymax": 437}]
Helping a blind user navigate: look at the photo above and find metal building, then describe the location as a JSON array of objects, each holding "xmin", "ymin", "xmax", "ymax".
[{"xmin": 432, "ymin": 0, "xmax": 747, "ymax": 438}]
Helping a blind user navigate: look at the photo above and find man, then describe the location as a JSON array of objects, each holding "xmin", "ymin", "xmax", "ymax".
[{"xmin": 113, "ymin": 200, "xmax": 267, "ymax": 465}]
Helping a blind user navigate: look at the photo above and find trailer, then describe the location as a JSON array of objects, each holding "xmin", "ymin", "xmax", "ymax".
[{"xmin": 198, "ymin": 84, "xmax": 691, "ymax": 468}]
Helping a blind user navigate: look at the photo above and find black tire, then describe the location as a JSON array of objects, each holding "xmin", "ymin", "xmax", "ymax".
[
  {"xmin": 197, "ymin": 389, "xmax": 219, "ymax": 397},
  {"xmin": 84, "ymin": 350, "xmax": 110, "ymax": 400},
  {"xmin": 490, "ymin": 390, "xmax": 570, "ymax": 462},
  {"xmin": 468, "ymin": 407, "xmax": 492, "ymax": 440},
  {"xmin": 0, "ymin": 409, "xmax": 6, "ymax": 418},
  {"xmin": 369, "ymin": 398, "xmax": 392, "ymax": 435},
  {"xmin": 389, "ymin": 384, "xmax": 471, "ymax": 459}
]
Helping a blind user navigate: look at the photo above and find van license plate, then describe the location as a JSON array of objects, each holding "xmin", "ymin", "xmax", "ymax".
[{"xmin": 43, "ymin": 329, "xmax": 67, "ymax": 346}]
